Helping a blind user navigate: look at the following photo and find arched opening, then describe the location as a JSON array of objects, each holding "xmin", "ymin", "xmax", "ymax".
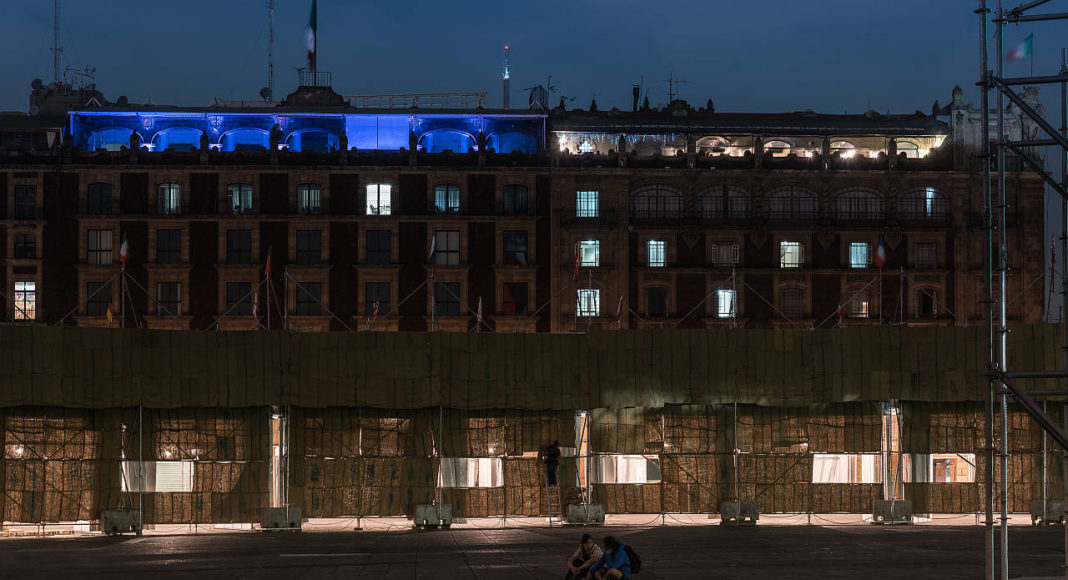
[
  {"xmin": 901, "ymin": 187, "xmax": 949, "ymax": 220},
  {"xmin": 833, "ymin": 187, "xmax": 885, "ymax": 220},
  {"xmin": 286, "ymin": 130, "xmax": 339, "ymax": 153},
  {"xmin": 699, "ymin": 185, "xmax": 751, "ymax": 218},
  {"xmin": 221, "ymin": 128, "xmax": 270, "ymax": 152},
  {"xmin": 489, "ymin": 131, "xmax": 537, "ymax": 154},
  {"xmin": 630, "ymin": 185, "xmax": 683, "ymax": 218},
  {"xmin": 696, "ymin": 136, "xmax": 729, "ymax": 155},
  {"xmin": 88, "ymin": 128, "xmax": 134, "ymax": 152},
  {"xmin": 764, "ymin": 140, "xmax": 793, "ymax": 157},
  {"xmin": 764, "ymin": 186, "xmax": 818, "ymax": 219},
  {"xmin": 830, "ymin": 140, "xmax": 856, "ymax": 158},
  {"xmin": 418, "ymin": 130, "xmax": 476, "ymax": 153},
  {"xmin": 896, "ymin": 141, "xmax": 920, "ymax": 159},
  {"xmin": 152, "ymin": 128, "xmax": 203, "ymax": 152}
]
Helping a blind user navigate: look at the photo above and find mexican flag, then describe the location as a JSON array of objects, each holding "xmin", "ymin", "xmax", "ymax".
[
  {"xmin": 1006, "ymin": 34, "xmax": 1032, "ymax": 61},
  {"xmin": 306, "ymin": 0, "xmax": 317, "ymax": 71}
]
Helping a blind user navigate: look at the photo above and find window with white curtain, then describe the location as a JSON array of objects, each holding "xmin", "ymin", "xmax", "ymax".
[
  {"xmin": 590, "ymin": 454, "xmax": 661, "ymax": 484},
  {"xmin": 437, "ymin": 458, "xmax": 504, "ymax": 488}
]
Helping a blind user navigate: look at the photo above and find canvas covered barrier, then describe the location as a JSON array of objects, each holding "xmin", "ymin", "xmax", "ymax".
[
  {"xmin": 0, "ymin": 324, "xmax": 1064, "ymax": 410},
  {"xmin": 291, "ymin": 407, "xmax": 575, "ymax": 518}
]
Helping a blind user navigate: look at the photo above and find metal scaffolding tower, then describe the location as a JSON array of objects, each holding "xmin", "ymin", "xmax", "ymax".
[{"xmin": 978, "ymin": 1, "xmax": 1068, "ymax": 578}]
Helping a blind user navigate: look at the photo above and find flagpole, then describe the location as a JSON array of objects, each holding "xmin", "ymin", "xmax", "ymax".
[{"xmin": 878, "ymin": 268, "xmax": 883, "ymax": 325}]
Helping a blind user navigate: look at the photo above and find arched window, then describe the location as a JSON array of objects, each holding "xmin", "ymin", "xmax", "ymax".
[
  {"xmin": 895, "ymin": 141, "xmax": 920, "ymax": 159},
  {"xmin": 88, "ymin": 128, "xmax": 134, "ymax": 151},
  {"xmin": 286, "ymin": 131, "xmax": 339, "ymax": 153},
  {"xmin": 630, "ymin": 185, "xmax": 683, "ymax": 218},
  {"xmin": 764, "ymin": 186, "xmax": 818, "ymax": 219},
  {"xmin": 696, "ymin": 136, "xmax": 729, "ymax": 154},
  {"xmin": 699, "ymin": 186, "xmax": 751, "ymax": 218},
  {"xmin": 901, "ymin": 187, "xmax": 949, "ymax": 220},
  {"xmin": 834, "ymin": 187, "xmax": 885, "ymax": 220},
  {"xmin": 419, "ymin": 130, "xmax": 475, "ymax": 153},
  {"xmin": 779, "ymin": 287, "xmax": 804, "ymax": 319},
  {"xmin": 153, "ymin": 128, "xmax": 203, "ymax": 152},
  {"xmin": 764, "ymin": 140, "xmax": 792, "ymax": 157},
  {"xmin": 221, "ymin": 128, "xmax": 270, "ymax": 152}
]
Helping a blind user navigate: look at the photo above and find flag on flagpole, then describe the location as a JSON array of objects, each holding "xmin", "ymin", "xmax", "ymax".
[
  {"xmin": 573, "ymin": 243, "xmax": 580, "ymax": 281},
  {"xmin": 265, "ymin": 246, "xmax": 273, "ymax": 278},
  {"xmin": 106, "ymin": 302, "xmax": 114, "ymax": 326},
  {"xmin": 615, "ymin": 295, "xmax": 624, "ymax": 323},
  {"xmin": 371, "ymin": 297, "xmax": 380, "ymax": 324},
  {"xmin": 836, "ymin": 296, "xmax": 846, "ymax": 326},
  {"xmin": 119, "ymin": 233, "xmax": 129, "ymax": 268},
  {"xmin": 306, "ymin": 0, "xmax": 318, "ymax": 71},
  {"xmin": 1006, "ymin": 33, "xmax": 1032, "ymax": 61},
  {"xmin": 428, "ymin": 235, "xmax": 437, "ymax": 265},
  {"xmin": 476, "ymin": 297, "xmax": 484, "ymax": 330},
  {"xmin": 874, "ymin": 235, "xmax": 887, "ymax": 269},
  {"xmin": 252, "ymin": 289, "xmax": 259, "ymax": 318}
]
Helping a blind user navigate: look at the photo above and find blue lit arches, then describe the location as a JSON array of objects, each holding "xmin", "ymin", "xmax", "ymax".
[
  {"xmin": 285, "ymin": 129, "xmax": 340, "ymax": 152},
  {"xmin": 487, "ymin": 131, "xmax": 537, "ymax": 154},
  {"xmin": 87, "ymin": 128, "xmax": 135, "ymax": 151},
  {"xmin": 220, "ymin": 128, "xmax": 270, "ymax": 152},
  {"xmin": 418, "ymin": 129, "xmax": 476, "ymax": 153},
  {"xmin": 150, "ymin": 127, "xmax": 204, "ymax": 152}
]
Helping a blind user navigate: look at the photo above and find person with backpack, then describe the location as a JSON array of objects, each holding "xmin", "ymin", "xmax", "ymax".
[
  {"xmin": 588, "ymin": 536, "xmax": 639, "ymax": 579},
  {"xmin": 564, "ymin": 533, "xmax": 603, "ymax": 579}
]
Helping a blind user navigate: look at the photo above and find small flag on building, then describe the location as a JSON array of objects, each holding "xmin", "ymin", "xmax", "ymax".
[
  {"xmin": 428, "ymin": 235, "xmax": 437, "ymax": 265},
  {"xmin": 836, "ymin": 296, "xmax": 846, "ymax": 325},
  {"xmin": 265, "ymin": 246, "xmax": 273, "ymax": 278},
  {"xmin": 1006, "ymin": 33, "xmax": 1032, "ymax": 61},
  {"xmin": 573, "ymin": 243, "xmax": 580, "ymax": 281},
  {"xmin": 119, "ymin": 233, "xmax": 129, "ymax": 268},
  {"xmin": 371, "ymin": 297, "xmax": 380, "ymax": 324},
  {"xmin": 306, "ymin": 0, "xmax": 318, "ymax": 71},
  {"xmin": 874, "ymin": 235, "xmax": 887, "ymax": 269},
  {"xmin": 476, "ymin": 296, "xmax": 484, "ymax": 330},
  {"xmin": 106, "ymin": 302, "xmax": 114, "ymax": 326},
  {"xmin": 252, "ymin": 289, "xmax": 259, "ymax": 318}
]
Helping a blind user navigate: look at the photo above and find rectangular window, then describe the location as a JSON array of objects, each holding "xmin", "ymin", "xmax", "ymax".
[
  {"xmin": 365, "ymin": 230, "xmax": 391, "ymax": 265},
  {"xmin": 157, "ymin": 183, "xmax": 181, "ymax": 215},
  {"xmin": 927, "ymin": 453, "xmax": 976, "ymax": 483},
  {"xmin": 711, "ymin": 242, "xmax": 740, "ymax": 265},
  {"xmin": 577, "ymin": 288, "xmax": 600, "ymax": 317},
  {"xmin": 365, "ymin": 282, "xmax": 391, "ymax": 317},
  {"xmin": 86, "ymin": 281, "xmax": 112, "ymax": 316},
  {"xmin": 295, "ymin": 282, "xmax": 322, "ymax": 315},
  {"xmin": 435, "ymin": 282, "xmax": 461, "ymax": 316},
  {"xmin": 122, "ymin": 461, "xmax": 195, "ymax": 493},
  {"xmin": 13, "ymin": 234, "xmax": 35, "ymax": 259},
  {"xmin": 716, "ymin": 288, "xmax": 736, "ymax": 318},
  {"xmin": 915, "ymin": 243, "xmax": 936, "ymax": 269},
  {"xmin": 780, "ymin": 241, "xmax": 803, "ymax": 268},
  {"xmin": 156, "ymin": 229, "xmax": 181, "ymax": 264},
  {"xmin": 14, "ymin": 185, "xmax": 36, "ymax": 219},
  {"xmin": 647, "ymin": 240, "xmax": 665, "ymax": 267},
  {"xmin": 226, "ymin": 230, "xmax": 253, "ymax": 264},
  {"xmin": 503, "ymin": 282, "xmax": 528, "ymax": 316},
  {"xmin": 646, "ymin": 287, "xmax": 667, "ymax": 317},
  {"xmin": 849, "ymin": 290, "xmax": 870, "ymax": 318},
  {"xmin": 434, "ymin": 184, "xmax": 461, "ymax": 214},
  {"xmin": 502, "ymin": 184, "xmax": 528, "ymax": 215},
  {"xmin": 434, "ymin": 231, "xmax": 460, "ymax": 266},
  {"xmin": 226, "ymin": 282, "xmax": 253, "ymax": 315},
  {"xmin": 590, "ymin": 455, "xmax": 661, "ymax": 484},
  {"xmin": 811, "ymin": 454, "xmax": 882, "ymax": 484},
  {"xmin": 503, "ymin": 231, "xmax": 528, "ymax": 266},
  {"xmin": 438, "ymin": 458, "xmax": 504, "ymax": 488},
  {"xmin": 14, "ymin": 281, "xmax": 35, "ymax": 320},
  {"xmin": 849, "ymin": 242, "xmax": 870, "ymax": 269},
  {"xmin": 576, "ymin": 190, "xmax": 599, "ymax": 217},
  {"xmin": 87, "ymin": 183, "xmax": 112, "ymax": 215},
  {"xmin": 780, "ymin": 288, "xmax": 803, "ymax": 318},
  {"xmin": 366, "ymin": 184, "xmax": 391, "ymax": 215},
  {"xmin": 918, "ymin": 289, "xmax": 937, "ymax": 317},
  {"xmin": 579, "ymin": 240, "xmax": 599, "ymax": 267},
  {"xmin": 87, "ymin": 229, "xmax": 113, "ymax": 265},
  {"xmin": 296, "ymin": 230, "xmax": 322, "ymax": 265},
  {"xmin": 157, "ymin": 282, "xmax": 181, "ymax": 316},
  {"xmin": 297, "ymin": 184, "xmax": 321, "ymax": 215},
  {"xmin": 227, "ymin": 183, "xmax": 253, "ymax": 215}
]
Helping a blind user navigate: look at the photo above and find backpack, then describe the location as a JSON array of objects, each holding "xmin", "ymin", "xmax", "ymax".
[{"xmin": 623, "ymin": 544, "xmax": 641, "ymax": 574}]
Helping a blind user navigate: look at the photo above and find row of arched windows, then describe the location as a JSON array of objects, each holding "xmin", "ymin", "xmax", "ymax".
[{"xmin": 629, "ymin": 185, "xmax": 949, "ymax": 220}]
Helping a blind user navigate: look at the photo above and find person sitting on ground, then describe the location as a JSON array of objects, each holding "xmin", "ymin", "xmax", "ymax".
[
  {"xmin": 588, "ymin": 536, "xmax": 632, "ymax": 580},
  {"xmin": 565, "ymin": 533, "xmax": 603, "ymax": 579}
]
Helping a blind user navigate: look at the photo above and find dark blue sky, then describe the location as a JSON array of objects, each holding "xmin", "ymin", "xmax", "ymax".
[{"xmin": 0, "ymin": 1, "xmax": 1055, "ymax": 114}]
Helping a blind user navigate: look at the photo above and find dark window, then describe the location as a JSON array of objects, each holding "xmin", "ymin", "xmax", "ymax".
[
  {"xmin": 157, "ymin": 183, "xmax": 181, "ymax": 215},
  {"xmin": 647, "ymin": 287, "xmax": 667, "ymax": 317},
  {"xmin": 157, "ymin": 282, "xmax": 181, "ymax": 316},
  {"xmin": 502, "ymin": 184, "xmax": 528, "ymax": 215},
  {"xmin": 434, "ymin": 184, "xmax": 461, "ymax": 214},
  {"xmin": 227, "ymin": 183, "xmax": 253, "ymax": 215},
  {"xmin": 503, "ymin": 231, "xmax": 528, "ymax": 266},
  {"xmin": 296, "ymin": 230, "xmax": 322, "ymax": 265},
  {"xmin": 226, "ymin": 230, "xmax": 253, "ymax": 264},
  {"xmin": 86, "ymin": 281, "xmax": 112, "ymax": 316},
  {"xmin": 699, "ymin": 185, "xmax": 750, "ymax": 218},
  {"xmin": 87, "ymin": 183, "xmax": 112, "ymax": 215},
  {"xmin": 14, "ymin": 185, "xmax": 35, "ymax": 219},
  {"xmin": 365, "ymin": 282, "xmax": 391, "ymax": 317},
  {"xmin": 156, "ymin": 229, "xmax": 181, "ymax": 264},
  {"xmin": 915, "ymin": 243, "xmax": 937, "ymax": 269},
  {"xmin": 295, "ymin": 282, "xmax": 322, "ymax": 315},
  {"xmin": 13, "ymin": 234, "xmax": 35, "ymax": 259},
  {"xmin": 630, "ymin": 185, "xmax": 683, "ymax": 218},
  {"xmin": 918, "ymin": 289, "xmax": 937, "ymax": 318},
  {"xmin": 435, "ymin": 282, "xmax": 461, "ymax": 316},
  {"xmin": 297, "ymin": 184, "xmax": 321, "ymax": 215},
  {"xmin": 366, "ymin": 230, "xmax": 391, "ymax": 265},
  {"xmin": 901, "ymin": 188, "xmax": 949, "ymax": 220},
  {"xmin": 503, "ymin": 283, "xmax": 528, "ymax": 316},
  {"xmin": 87, "ymin": 229, "xmax": 112, "ymax": 265},
  {"xmin": 834, "ymin": 188, "xmax": 885, "ymax": 220},
  {"xmin": 780, "ymin": 288, "xmax": 804, "ymax": 318},
  {"xmin": 434, "ymin": 231, "xmax": 460, "ymax": 266},
  {"xmin": 226, "ymin": 282, "xmax": 253, "ymax": 315},
  {"xmin": 765, "ymin": 186, "xmax": 818, "ymax": 219}
]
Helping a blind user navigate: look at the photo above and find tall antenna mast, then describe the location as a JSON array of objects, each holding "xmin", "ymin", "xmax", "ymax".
[
  {"xmin": 502, "ymin": 45, "xmax": 511, "ymax": 109},
  {"xmin": 267, "ymin": 0, "xmax": 275, "ymax": 101},
  {"xmin": 52, "ymin": 0, "xmax": 63, "ymax": 83}
]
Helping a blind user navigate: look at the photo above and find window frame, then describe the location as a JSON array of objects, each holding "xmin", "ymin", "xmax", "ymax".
[
  {"xmin": 156, "ymin": 281, "xmax": 182, "ymax": 316},
  {"xmin": 295, "ymin": 229, "xmax": 323, "ymax": 265},
  {"xmin": 13, "ymin": 280, "xmax": 36, "ymax": 320},
  {"xmin": 434, "ymin": 230, "xmax": 460, "ymax": 266},
  {"xmin": 502, "ymin": 230, "xmax": 529, "ymax": 266},
  {"xmin": 156, "ymin": 229, "xmax": 182, "ymax": 264},
  {"xmin": 716, "ymin": 288, "xmax": 736, "ymax": 318},
  {"xmin": 579, "ymin": 240, "xmax": 600, "ymax": 267},
  {"xmin": 86, "ymin": 281, "xmax": 112, "ymax": 316},
  {"xmin": 226, "ymin": 183, "xmax": 254, "ymax": 215},
  {"xmin": 157, "ymin": 183, "xmax": 181, "ymax": 215},
  {"xmin": 297, "ymin": 184, "xmax": 322, "ymax": 215},
  {"xmin": 576, "ymin": 190, "xmax": 599, "ymax": 218},
  {"xmin": 365, "ymin": 282, "xmax": 391, "ymax": 317},
  {"xmin": 434, "ymin": 282, "xmax": 461, "ymax": 316},
  {"xmin": 779, "ymin": 241, "xmax": 804, "ymax": 269},
  {"xmin": 502, "ymin": 184, "xmax": 528, "ymax": 215},
  {"xmin": 86, "ymin": 182, "xmax": 113, "ymax": 215},
  {"xmin": 502, "ymin": 282, "xmax": 529, "ymax": 316},
  {"xmin": 87, "ymin": 229, "xmax": 113, "ymax": 265},
  {"xmin": 225, "ymin": 281, "xmax": 254, "ymax": 315},
  {"xmin": 294, "ymin": 281, "xmax": 322, "ymax": 315},
  {"xmin": 434, "ymin": 184, "xmax": 461, "ymax": 215},
  {"xmin": 226, "ymin": 230, "xmax": 253, "ymax": 264},
  {"xmin": 647, "ymin": 239, "xmax": 666, "ymax": 267},
  {"xmin": 848, "ymin": 242, "xmax": 870, "ymax": 269},
  {"xmin": 365, "ymin": 229, "xmax": 392, "ymax": 265},
  {"xmin": 366, "ymin": 184, "xmax": 392, "ymax": 216},
  {"xmin": 13, "ymin": 234, "xmax": 36, "ymax": 259},
  {"xmin": 14, "ymin": 185, "xmax": 36, "ymax": 219},
  {"xmin": 577, "ymin": 288, "xmax": 600, "ymax": 317}
]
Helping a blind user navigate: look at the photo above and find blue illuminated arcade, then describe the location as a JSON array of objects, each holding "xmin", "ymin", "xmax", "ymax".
[{"xmin": 68, "ymin": 108, "xmax": 546, "ymax": 154}]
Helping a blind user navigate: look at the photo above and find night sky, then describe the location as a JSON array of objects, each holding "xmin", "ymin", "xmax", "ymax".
[{"xmin": 0, "ymin": 1, "xmax": 1055, "ymax": 114}]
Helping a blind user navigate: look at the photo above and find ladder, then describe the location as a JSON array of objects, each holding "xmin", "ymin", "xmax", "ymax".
[{"xmin": 546, "ymin": 484, "xmax": 562, "ymax": 524}]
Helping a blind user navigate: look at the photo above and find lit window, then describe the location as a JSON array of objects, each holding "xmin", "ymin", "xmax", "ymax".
[
  {"xmin": 157, "ymin": 183, "xmax": 181, "ymax": 215},
  {"xmin": 297, "ymin": 184, "xmax": 321, "ymax": 215},
  {"xmin": 812, "ymin": 454, "xmax": 882, "ymax": 484},
  {"xmin": 780, "ymin": 241, "xmax": 803, "ymax": 268},
  {"xmin": 122, "ymin": 461, "xmax": 195, "ymax": 493},
  {"xmin": 579, "ymin": 240, "xmax": 599, "ymax": 267},
  {"xmin": 366, "ymin": 184, "xmax": 391, "ymax": 215},
  {"xmin": 434, "ymin": 184, "xmax": 461, "ymax": 214},
  {"xmin": 576, "ymin": 190, "xmax": 599, "ymax": 218},
  {"xmin": 915, "ymin": 243, "xmax": 936, "ymax": 269},
  {"xmin": 434, "ymin": 231, "xmax": 460, "ymax": 266},
  {"xmin": 578, "ymin": 140, "xmax": 594, "ymax": 154},
  {"xmin": 577, "ymin": 288, "xmax": 600, "ymax": 317},
  {"xmin": 927, "ymin": 453, "xmax": 976, "ymax": 483},
  {"xmin": 157, "ymin": 282, "xmax": 181, "ymax": 316},
  {"xmin": 590, "ymin": 455, "xmax": 661, "ymax": 484},
  {"xmin": 87, "ymin": 229, "xmax": 113, "ymax": 265},
  {"xmin": 902, "ymin": 187, "xmax": 948, "ymax": 220},
  {"xmin": 647, "ymin": 240, "xmax": 665, "ymax": 267},
  {"xmin": 227, "ymin": 183, "xmax": 253, "ymax": 215},
  {"xmin": 716, "ymin": 289, "xmax": 735, "ymax": 318},
  {"xmin": 849, "ymin": 242, "xmax": 870, "ymax": 268},
  {"xmin": 14, "ymin": 281, "xmax": 35, "ymax": 320},
  {"xmin": 711, "ymin": 242, "xmax": 740, "ymax": 265},
  {"xmin": 295, "ymin": 282, "xmax": 322, "ymax": 315},
  {"xmin": 848, "ymin": 290, "xmax": 869, "ymax": 318},
  {"xmin": 438, "ymin": 458, "xmax": 504, "ymax": 488}
]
